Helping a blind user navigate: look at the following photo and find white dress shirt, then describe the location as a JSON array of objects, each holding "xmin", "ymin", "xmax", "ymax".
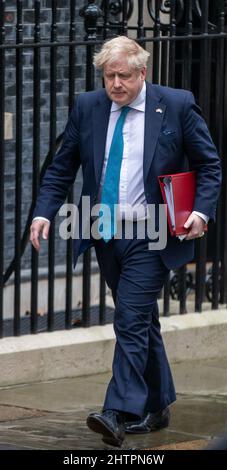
[{"xmin": 99, "ymin": 82, "xmax": 147, "ymax": 220}]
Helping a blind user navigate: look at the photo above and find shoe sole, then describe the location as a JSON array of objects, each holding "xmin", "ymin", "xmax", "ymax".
[
  {"xmin": 87, "ymin": 416, "xmax": 123, "ymax": 447},
  {"xmin": 125, "ymin": 417, "xmax": 169, "ymax": 434}
]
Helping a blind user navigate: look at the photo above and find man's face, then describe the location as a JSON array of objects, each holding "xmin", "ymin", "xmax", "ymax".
[{"xmin": 103, "ymin": 56, "xmax": 146, "ymax": 106}]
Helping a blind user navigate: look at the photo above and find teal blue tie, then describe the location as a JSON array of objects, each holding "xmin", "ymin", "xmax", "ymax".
[{"xmin": 99, "ymin": 106, "xmax": 131, "ymax": 242}]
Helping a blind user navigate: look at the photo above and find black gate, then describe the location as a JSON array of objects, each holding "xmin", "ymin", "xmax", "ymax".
[{"xmin": 0, "ymin": 0, "xmax": 226, "ymax": 338}]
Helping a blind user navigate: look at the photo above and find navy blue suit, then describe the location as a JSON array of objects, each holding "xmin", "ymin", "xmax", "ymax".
[{"xmin": 33, "ymin": 83, "xmax": 221, "ymax": 416}]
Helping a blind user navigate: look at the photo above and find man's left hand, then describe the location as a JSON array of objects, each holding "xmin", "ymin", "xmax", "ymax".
[{"xmin": 184, "ymin": 213, "xmax": 206, "ymax": 240}]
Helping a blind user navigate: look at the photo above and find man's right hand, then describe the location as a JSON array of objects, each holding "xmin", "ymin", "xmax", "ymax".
[{"xmin": 30, "ymin": 219, "xmax": 50, "ymax": 251}]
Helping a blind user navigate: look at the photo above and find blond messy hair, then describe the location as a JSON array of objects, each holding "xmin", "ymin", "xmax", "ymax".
[{"xmin": 93, "ymin": 36, "xmax": 150, "ymax": 71}]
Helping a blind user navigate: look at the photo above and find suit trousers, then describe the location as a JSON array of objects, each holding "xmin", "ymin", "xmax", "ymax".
[{"xmin": 94, "ymin": 223, "xmax": 176, "ymax": 417}]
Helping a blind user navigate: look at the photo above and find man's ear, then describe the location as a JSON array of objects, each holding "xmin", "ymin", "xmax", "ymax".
[{"xmin": 141, "ymin": 66, "xmax": 147, "ymax": 81}]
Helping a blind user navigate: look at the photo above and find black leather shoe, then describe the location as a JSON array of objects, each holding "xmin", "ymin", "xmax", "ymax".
[
  {"xmin": 124, "ymin": 407, "xmax": 170, "ymax": 434},
  {"xmin": 87, "ymin": 410, "xmax": 125, "ymax": 447}
]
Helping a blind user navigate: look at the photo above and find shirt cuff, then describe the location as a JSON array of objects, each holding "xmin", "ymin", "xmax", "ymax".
[
  {"xmin": 192, "ymin": 211, "xmax": 209, "ymax": 224},
  {"xmin": 32, "ymin": 217, "xmax": 50, "ymax": 223}
]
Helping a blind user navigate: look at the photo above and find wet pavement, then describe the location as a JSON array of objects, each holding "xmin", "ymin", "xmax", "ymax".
[{"xmin": 0, "ymin": 357, "xmax": 227, "ymax": 450}]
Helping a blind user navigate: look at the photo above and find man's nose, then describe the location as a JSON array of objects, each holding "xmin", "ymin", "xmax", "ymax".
[{"xmin": 113, "ymin": 75, "xmax": 121, "ymax": 88}]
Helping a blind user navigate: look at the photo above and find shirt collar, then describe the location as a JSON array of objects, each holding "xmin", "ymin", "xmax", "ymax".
[{"xmin": 111, "ymin": 81, "xmax": 146, "ymax": 113}]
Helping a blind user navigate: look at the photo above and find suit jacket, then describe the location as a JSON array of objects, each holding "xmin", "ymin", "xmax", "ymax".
[{"xmin": 33, "ymin": 82, "xmax": 222, "ymax": 269}]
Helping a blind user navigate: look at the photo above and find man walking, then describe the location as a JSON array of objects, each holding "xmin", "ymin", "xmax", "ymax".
[{"xmin": 30, "ymin": 36, "xmax": 221, "ymax": 447}]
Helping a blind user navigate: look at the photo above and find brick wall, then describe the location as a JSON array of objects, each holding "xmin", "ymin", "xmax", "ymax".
[{"xmin": 3, "ymin": 1, "xmax": 89, "ymax": 270}]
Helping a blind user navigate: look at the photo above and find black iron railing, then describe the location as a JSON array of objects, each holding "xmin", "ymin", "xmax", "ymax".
[{"xmin": 0, "ymin": 0, "xmax": 226, "ymax": 338}]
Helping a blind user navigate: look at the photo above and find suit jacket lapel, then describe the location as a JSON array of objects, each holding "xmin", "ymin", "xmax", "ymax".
[
  {"xmin": 143, "ymin": 83, "xmax": 166, "ymax": 181},
  {"xmin": 93, "ymin": 93, "xmax": 111, "ymax": 187}
]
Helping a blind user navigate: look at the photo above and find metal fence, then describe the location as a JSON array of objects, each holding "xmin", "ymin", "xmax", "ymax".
[{"xmin": 0, "ymin": 0, "xmax": 226, "ymax": 338}]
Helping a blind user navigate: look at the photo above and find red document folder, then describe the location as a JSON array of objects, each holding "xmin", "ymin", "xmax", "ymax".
[{"xmin": 158, "ymin": 171, "xmax": 196, "ymax": 236}]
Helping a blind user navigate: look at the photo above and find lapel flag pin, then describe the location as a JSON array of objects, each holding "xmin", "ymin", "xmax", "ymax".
[{"xmin": 156, "ymin": 108, "xmax": 163, "ymax": 113}]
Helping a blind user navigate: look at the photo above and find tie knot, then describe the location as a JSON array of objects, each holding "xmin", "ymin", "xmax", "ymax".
[
  {"xmin": 118, "ymin": 106, "xmax": 131, "ymax": 125},
  {"xmin": 120, "ymin": 106, "xmax": 131, "ymax": 116},
  {"xmin": 121, "ymin": 106, "xmax": 131, "ymax": 113}
]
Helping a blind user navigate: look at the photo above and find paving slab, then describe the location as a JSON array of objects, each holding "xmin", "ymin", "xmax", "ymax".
[
  {"xmin": 0, "ymin": 397, "xmax": 226, "ymax": 450},
  {"xmin": 0, "ymin": 405, "xmax": 45, "ymax": 422},
  {"xmin": 0, "ymin": 357, "xmax": 226, "ymax": 450}
]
